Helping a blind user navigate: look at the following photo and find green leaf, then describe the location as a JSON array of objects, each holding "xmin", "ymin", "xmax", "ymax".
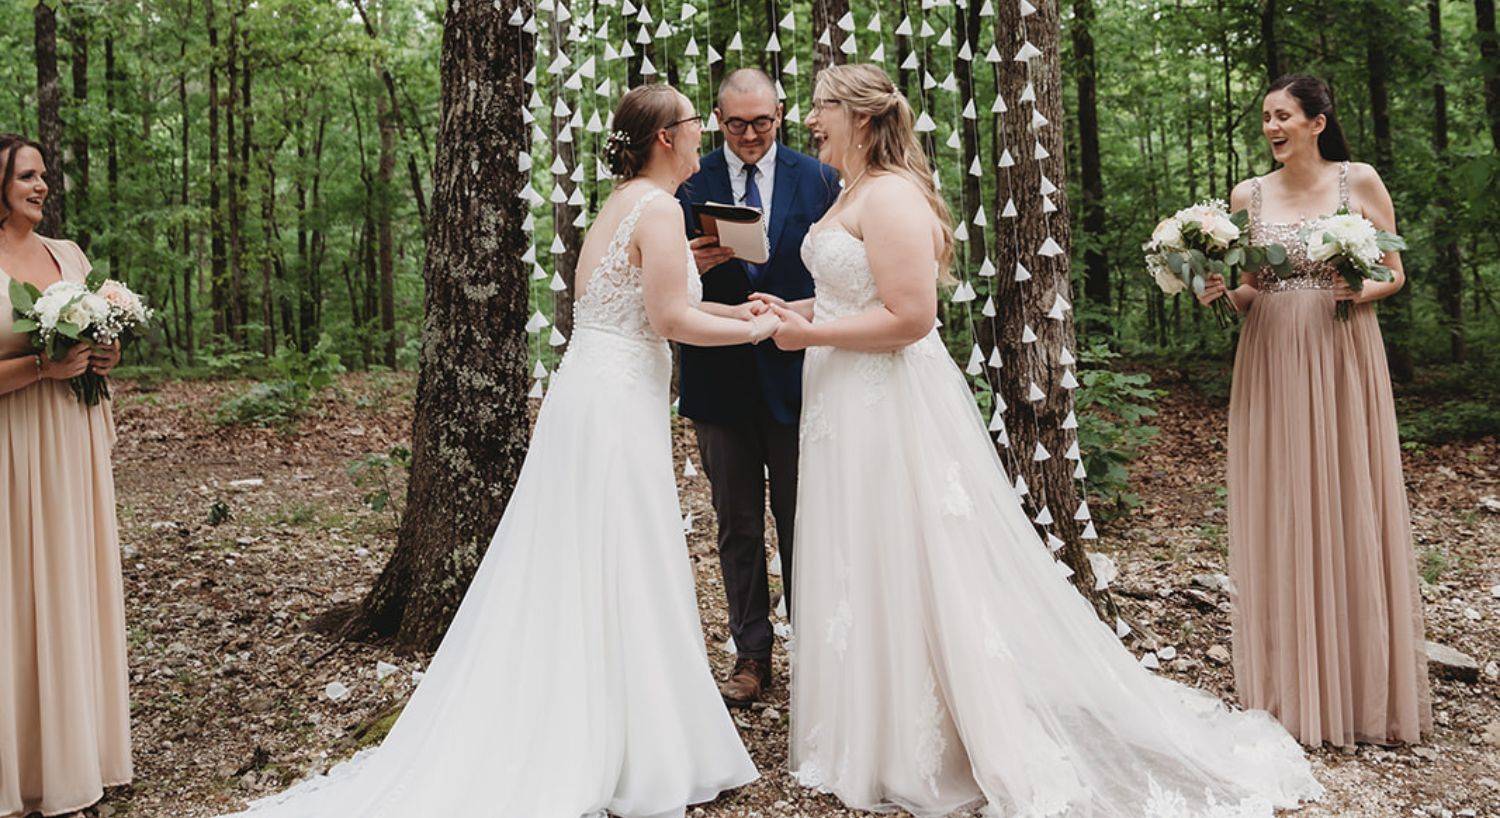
[
  {"xmin": 85, "ymin": 269, "xmax": 107, "ymax": 291},
  {"xmin": 10, "ymin": 318, "xmax": 37, "ymax": 334},
  {"xmin": 1224, "ymin": 247, "xmax": 1243, "ymax": 267},
  {"xmin": 55, "ymin": 320, "xmax": 81, "ymax": 339},
  {"xmin": 8, "ymin": 279, "xmax": 35, "ymax": 313},
  {"xmin": 1265, "ymin": 244, "xmax": 1287, "ymax": 265}
]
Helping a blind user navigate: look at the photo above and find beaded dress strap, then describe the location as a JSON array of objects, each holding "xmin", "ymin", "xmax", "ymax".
[
  {"xmin": 1337, "ymin": 161, "xmax": 1350, "ymax": 210},
  {"xmin": 1250, "ymin": 177, "xmax": 1263, "ymax": 223}
]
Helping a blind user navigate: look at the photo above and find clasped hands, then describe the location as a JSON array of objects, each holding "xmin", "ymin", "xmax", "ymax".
[
  {"xmin": 38, "ymin": 340, "xmax": 121, "ymax": 381},
  {"xmin": 725, "ymin": 294, "xmax": 815, "ymax": 351}
]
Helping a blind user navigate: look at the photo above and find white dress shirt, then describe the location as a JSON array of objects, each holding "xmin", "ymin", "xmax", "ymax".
[{"xmin": 724, "ymin": 141, "xmax": 777, "ymax": 226}]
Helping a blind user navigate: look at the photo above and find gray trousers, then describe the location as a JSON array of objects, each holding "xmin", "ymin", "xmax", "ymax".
[{"xmin": 693, "ymin": 414, "xmax": 798, "ymax": 661}]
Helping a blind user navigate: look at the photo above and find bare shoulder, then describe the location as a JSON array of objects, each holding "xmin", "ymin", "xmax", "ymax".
[
  {"xmin": 634, "ymin": 189, "xmax": 686, "ymax": 238},
  {"xmin": 1229, "ymin": 177, "xmax": 1258, "ymax": 210},
  {"xmin": 862, "ymin": 172, "xmax": 924, "ymax": 203},
  {"xmin": 1346, "ymin": 161, "xmax": 1386, "ymax": 191}
]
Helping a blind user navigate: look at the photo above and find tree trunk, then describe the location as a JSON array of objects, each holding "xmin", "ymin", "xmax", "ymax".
[
  {"xmin": 241, "ymin": 45, "xmax": 254, "ymax": 346},
  {"xmin": 982, "ymin": 0, "xmax": 1115, "ymax": 622},
  {"xmin": 179, "ymin": 36, "xmax": 194, "ymax": 363},
  {"xmin": 1261, "ymin": 0, "xmax": 1280, "ymax": 84},
  {"xmin": 1430, "ymin": 0, "xmax": 1465, "ymax": 362},
  {"xmin": 106, "ymin": 34, "xmax": 119, "ymax": 275},
  {"xmin": 378, "ymin": 85, "xmax": 398, "ymax": 367},
  {"xmin": 35, "ymin": 2, "xmax": 64, "ymax": 237},
  {"xmin": 355, "ymin": 0, "xmax": 534, "ymax": 653},
  {"xmin": 67, "ymin": 8, "xmax": 89, "ymax": 251},
  {"xmin": 1071, "ymin": 0, "xmax": 1108, "ymax": 327},
  {"xmin": 207, "ymin": 2, "xmax": 228, "ymax": 339},
  {"xmin": 261, "ymin": 149, "xmax": 277, "ymax": 356},
  {"xmin": 1365, "ymin": 9, "xmax": 1414, "ymax": 382},
  {"xmin": 1477, "ymin": 0, "xmax": 1500, "ymax": 150},
  {"xmin": 226, "ymin": 3, "xmax": 245, "ymax": 342}
]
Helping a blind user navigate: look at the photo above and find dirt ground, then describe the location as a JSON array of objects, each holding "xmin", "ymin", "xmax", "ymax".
[{"xmin": 89, "ymin": 369, "xmax": 1498, "ymax": 817}]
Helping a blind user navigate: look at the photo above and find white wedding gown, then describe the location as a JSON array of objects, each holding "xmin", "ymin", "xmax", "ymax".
[
  {"xmin": 788, "ymin": 226, "xmax": 1323, "ymax": 817},
  {"xmin": 222, "ymin": 187, "xmax": 757, "ymax": 818}
]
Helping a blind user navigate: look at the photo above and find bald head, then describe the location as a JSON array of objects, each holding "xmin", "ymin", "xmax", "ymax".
[{"xmin": 717, "ymin": 68, "xmax": 777, "ymax": 108}]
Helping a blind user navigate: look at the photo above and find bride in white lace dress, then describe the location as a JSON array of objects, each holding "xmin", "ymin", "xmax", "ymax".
[
  {"xmin": 218, "ymin": 84, "xmax": 773, "ymax": 818},
  {"xmin": 757, "ymin": 64, "xmax": 1323, "ymax": 818}
]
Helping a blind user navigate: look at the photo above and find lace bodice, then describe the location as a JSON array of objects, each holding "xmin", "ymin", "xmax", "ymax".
[
  {"xmin": 801, "ymin": 227, "xmax": 884, "ymax": 322},
  {"xmin": 1248, "ymin": 161, "xmax": 1348, "ymax": 293},
  {"xmin": 572, "ymin": 187, "xmax": 700, "ymax": 341}
]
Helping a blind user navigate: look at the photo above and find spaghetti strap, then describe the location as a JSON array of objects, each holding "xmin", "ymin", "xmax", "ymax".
[
  {"xmin": 1337, "ymin": 161, "xmax": 1350, "ymax": 210},
  {"xmin": 1250, "ymin": 177, "xmax": 1263, "ymax": 223}
]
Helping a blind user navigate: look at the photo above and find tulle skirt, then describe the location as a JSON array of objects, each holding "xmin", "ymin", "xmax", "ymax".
[
  {"xmin": 1228, "ymin": 291, "xmax": 1432, "ymax": 747},
  {"xmin": 223, "ymin": 327, "xmax": 756, "ymax": 818},
  {"xmin": 789, "ymin": 330, "xmax": 1323, "ymax": 817}
]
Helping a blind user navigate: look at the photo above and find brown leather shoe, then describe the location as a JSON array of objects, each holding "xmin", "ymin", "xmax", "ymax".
[{"xmin": 719, "ymin": 657, "xmax": 772, "ymax": 708}]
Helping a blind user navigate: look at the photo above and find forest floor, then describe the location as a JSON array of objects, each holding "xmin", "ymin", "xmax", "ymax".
[{"xmin": 91, "ymin": 367, "xmax": 1498, "ymax": 818}]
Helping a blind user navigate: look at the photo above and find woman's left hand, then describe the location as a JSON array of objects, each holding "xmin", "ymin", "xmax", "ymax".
[
  {"xmin": 89, "ymin": 341, "xmax": 121, "ymax": 376},
  {"xmin": 768, "ymin": 304, "xmax": 816, "ymax": 351}
]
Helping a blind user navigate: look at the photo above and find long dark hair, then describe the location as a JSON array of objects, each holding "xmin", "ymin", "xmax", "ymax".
[
  {"xmin": 0, "ymin": 133, "xmax": 46, "ymax": 228},
  {"xmin": 1267, "ymin": 74, "xmax": 1351, "ymax": 162}
]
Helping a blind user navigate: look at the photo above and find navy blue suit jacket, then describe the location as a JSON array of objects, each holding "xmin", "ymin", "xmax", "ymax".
[{"xmin": 675, "ymin": 145, "xmax": 840, "ymax": 426}]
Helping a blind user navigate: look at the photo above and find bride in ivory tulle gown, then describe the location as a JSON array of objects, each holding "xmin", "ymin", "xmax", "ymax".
[
  {"xmin": 758, "ymin": 64, "xmax": 1323, "ymax": 818},
  {"xmin": 219, "ymin": 85, "xmax": 773, "ymax": 818}
]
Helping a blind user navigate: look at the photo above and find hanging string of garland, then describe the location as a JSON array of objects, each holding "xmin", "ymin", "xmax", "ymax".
[{"xmin": 511, "ymin": 0, "xmax": 1104, "ymax": 590}]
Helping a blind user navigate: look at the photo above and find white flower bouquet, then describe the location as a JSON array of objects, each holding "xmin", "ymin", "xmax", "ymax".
[
  {"xmin": 1297, "ymin": 209, "xmax": 1405, "ymax": 320},
  {"xmin": 9, "ymin": 272, "xmax": 153, "ymax": 405},
  {"xmin": 1143, "ymin": 200, "xmax": 1291, "ymax": 327}
]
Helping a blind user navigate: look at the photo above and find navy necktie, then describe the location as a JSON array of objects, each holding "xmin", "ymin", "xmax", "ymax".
[{"xmin": 741, "ymin": 163, "xmax": 764, "ymax": 281}]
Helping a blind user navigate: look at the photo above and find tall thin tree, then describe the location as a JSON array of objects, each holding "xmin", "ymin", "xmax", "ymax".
[{"xmin": 35, "ymin": 1, "xmax": 64, "ymax": 237}]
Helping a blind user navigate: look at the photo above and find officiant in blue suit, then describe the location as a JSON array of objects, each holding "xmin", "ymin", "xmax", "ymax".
[{"xmin": 675, "ymin": 68, "xmax": 840, "ymax": 708}]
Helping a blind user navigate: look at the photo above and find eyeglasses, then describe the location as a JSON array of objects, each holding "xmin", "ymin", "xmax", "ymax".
[
  {"xmin": 665, "ymin": 114, "xmax": 704, "ymax": 129},
  {"xmin": 722, "ymin": 116, "xmax": 777, "ymax": 136}
]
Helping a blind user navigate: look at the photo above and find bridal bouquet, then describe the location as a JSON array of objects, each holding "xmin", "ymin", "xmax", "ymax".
[
  {"xmin": 1297, "ymin": 209, "xmax": 1405, "ymax": 321},
  {"xmin": 1143, "ymin": 200, "xmax": 1290, "ymax": 327},
  {"xmin": 9, "ymin": 274, "xmax": 153, "ymax": 405}
]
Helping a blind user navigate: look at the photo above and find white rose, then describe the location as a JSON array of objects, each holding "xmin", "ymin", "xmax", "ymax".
[
  {"xmin": 1199, "ymin": 213, "xmax": 1241, "ymax": 248},
  {"xmin": 61, "ymin": 292, "xmax": 110, "ymax": 330},
  {"xmin": 1149, "ymin": 217, "xmax": 1183, "ymax": 251},
  {"xmin": 1147, "ymin": 255, "xmax": 1187, "ymax": 295},
  {"xmin": 1305, "ymin": 230, "xmax": 1339, "ymax": 263},
  {"xmin": 31, "ymin": 282, "xmax": 88, "ymax": 330}
]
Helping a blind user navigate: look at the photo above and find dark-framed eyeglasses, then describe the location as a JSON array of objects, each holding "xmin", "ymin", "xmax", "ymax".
[
  {"xmin": 665, "ymin": 114, "xmax": 705, "ymax": 129},
  {"xmin": 722, "ymin": 116, "xmax": 778, "ymax": 136}
]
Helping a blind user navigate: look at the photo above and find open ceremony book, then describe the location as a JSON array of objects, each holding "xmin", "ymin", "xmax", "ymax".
[{"xmin": 692, "ymin": 202, "xmax": 770, "ymax": 265}]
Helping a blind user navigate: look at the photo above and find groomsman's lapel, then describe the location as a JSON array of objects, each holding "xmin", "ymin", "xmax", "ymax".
[{"xmin": 767, "ymin": 146, "xmax": 800, "ymax": 257}]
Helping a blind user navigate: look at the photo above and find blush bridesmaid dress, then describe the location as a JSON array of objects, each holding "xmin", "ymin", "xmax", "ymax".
[
  {"xmin": 1228, "ymin": 161, "xmax": 1433, "ymax": 747},
  {"xmin": 0, "ymin": 236, "xmax": 132, "ymax": 817}
]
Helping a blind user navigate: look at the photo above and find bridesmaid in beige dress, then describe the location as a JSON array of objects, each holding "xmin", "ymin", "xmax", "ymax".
[
  {"xmin": 1198, "ymin": 76, "xmax": 1432, "ymax": 747},
  {"xmin": 0, "ymin": 135, "xmax": 131, "ymax": 817}
]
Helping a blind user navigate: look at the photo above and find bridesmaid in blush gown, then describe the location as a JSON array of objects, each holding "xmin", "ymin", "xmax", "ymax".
[
  {"xmin": 0, "ymin": 135, "xmax": 131, "ymax": 818},
  {"xmin": 1199, "ymin": 74, "xmax": 1432, "ymax": 748}
]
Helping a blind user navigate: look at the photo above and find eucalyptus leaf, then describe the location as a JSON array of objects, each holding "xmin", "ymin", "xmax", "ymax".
[{"xmin": 9, "ymin": 279, "xmax": 35, "ymax": 313}]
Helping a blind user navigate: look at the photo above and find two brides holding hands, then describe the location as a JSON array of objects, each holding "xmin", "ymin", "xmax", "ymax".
[{"xmin": 215, "ymin": 66, "xmax": 1323, "ymax": 818}]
